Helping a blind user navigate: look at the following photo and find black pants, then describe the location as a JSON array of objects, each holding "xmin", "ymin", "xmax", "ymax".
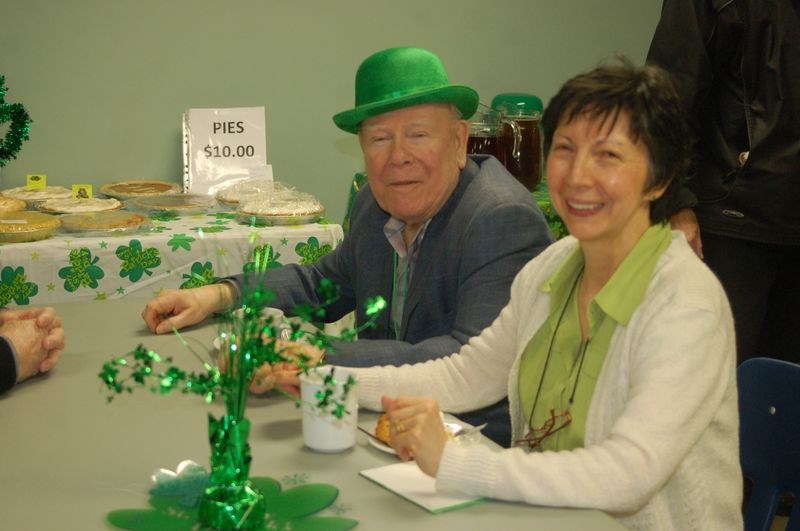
[{"xmin": 701, "ymin": 231, "xmax": 800, "ymax": 365}]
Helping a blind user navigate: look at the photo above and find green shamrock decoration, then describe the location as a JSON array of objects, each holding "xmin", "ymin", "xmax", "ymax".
[
  {"xmin": 150, "ymin": 461, "xmax": 209, "ymax": 507},
  {"xmin": 0, "ymin": 266, "xmax": 38, "ymax": 305},
  {"xmin": 148, "ymin": 224, "xmax": 172, "ymax": 234},
  {"xmin": 180, "ymin": 261, "xmax": 218, "ymax": 289},
  {"xmin": 0, "ymin": 75, "xmax": 32, "ymax": 167},
  {"xmin": 107, "ymin": 476, "xmax": 357, "ymax": 530},
  {"xmin": 58, "ymin": 247, "xmax": 105, "ymax": 292},
  {"xmin": 243, "ymin": 244, "xmax": 282, "ymax": 273},
  {"xmin": 208, "ymin": 212, "xmax": 237, "ymax": 220},
  {"xmin": 167, "ymin": 233, "xmax": 196, "ymax": 252},
  {"xmin": 190, "ymin": 224, "xmax": 231, "ymax": 234},
  {"xmin": 294, "ymin": 237, "xmax": 332, "ymax": 265},
  {"xmin": 116, "ymin": 240, "xmax": 162, "ymax": 282},
  {"xmin": 151, "ymin": 211, "xmax": 181, "ymax": 222},
  {"xmin": 100, "ymin": 266, "xmax": 385, "ymax": 530}
]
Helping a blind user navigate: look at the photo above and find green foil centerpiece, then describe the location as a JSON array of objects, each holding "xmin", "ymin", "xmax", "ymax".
[{"xmin": 99, "ymin": 270, "xmax": 385, "ymax": 530}]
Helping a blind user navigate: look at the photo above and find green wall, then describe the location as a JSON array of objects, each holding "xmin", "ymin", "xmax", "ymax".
[{"xmin": 1, "ymin": 0, "xmax": 661, "ymax": 223}]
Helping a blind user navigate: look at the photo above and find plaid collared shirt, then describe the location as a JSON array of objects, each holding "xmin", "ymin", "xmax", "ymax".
[{"xmin": 383, "ymin": 217, "xmax": 430, "ymax": 338}]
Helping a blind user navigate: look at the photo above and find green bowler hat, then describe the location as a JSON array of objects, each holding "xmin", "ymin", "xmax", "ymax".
[{"xmin": 333, "ymin": 46, "xmax": 479, "ymax": 134}]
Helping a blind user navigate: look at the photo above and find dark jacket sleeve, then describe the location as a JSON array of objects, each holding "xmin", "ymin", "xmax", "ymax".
[
  {"xmin": 646, "ymin": 0, "xmax": 718, "ymax": 212},
  {"xmin": 0, "ymin": 336, "xmax": 18, "ymax": 394}
]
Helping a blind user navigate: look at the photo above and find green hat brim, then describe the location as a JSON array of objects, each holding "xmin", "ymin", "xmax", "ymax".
[{"xmin": 333, "ymin": 85, "xmax": 479, "ymax": 134}]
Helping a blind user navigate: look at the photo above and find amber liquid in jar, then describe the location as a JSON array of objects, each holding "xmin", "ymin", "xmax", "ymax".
[
  {"xmin": 467, "ymin": 134, "xmax": 506, "ymax": 166},
  {"xmin": 502, "ymin": 118, "xmax": 542, "ymax": 191}
]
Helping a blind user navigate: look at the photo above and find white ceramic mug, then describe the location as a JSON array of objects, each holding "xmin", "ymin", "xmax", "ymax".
[{"xmin": 299, "ymin": 366, "xmax": 358, "ymax": 453}]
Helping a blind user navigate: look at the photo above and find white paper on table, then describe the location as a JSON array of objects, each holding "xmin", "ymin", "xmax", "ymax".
[
  {"xmin": 183, "ymin": 106, "xmax": 271, "ymax": 195},
  {"xmin": 360, "ymin": 461, "xmax": 484, "ymax": 514}
]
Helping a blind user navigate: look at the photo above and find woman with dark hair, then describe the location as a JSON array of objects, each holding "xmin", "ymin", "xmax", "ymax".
[{"xmin": 283, "ymin": 61, "xmax": 741, "ymax": 529}]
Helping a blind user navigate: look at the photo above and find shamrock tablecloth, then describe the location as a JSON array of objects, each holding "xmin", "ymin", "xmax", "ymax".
[{"xmin": 0, "ymin": 211, "xmax": 343, "ymax": 306}]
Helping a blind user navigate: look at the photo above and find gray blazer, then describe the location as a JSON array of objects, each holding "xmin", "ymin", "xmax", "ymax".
[{"xmin": 240, "ymin": 155, "xmax": 552, "ymax": 367}]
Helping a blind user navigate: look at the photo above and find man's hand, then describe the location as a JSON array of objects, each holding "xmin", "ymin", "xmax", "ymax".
[
  {"xmin": 382, "ymin": 395, "xmax": 448, "ymax": 477},
  {"xmin": 0, "ymin": 307, "xmax": 65, "ymax": 377},
  {"xmin": 249, "ymin": 341, "xmax": 325, "ymax": 397},
  {"xmin": 669, "ymin": 208, "xmax": 703, "ymax": 258},
  {"xmin": 142, "ymin": 284, "xmax": 235, "ymax": 334}
]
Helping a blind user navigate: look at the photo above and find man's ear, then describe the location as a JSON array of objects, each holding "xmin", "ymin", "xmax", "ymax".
[{"xmin": 455, "ymin": 120, "xmax": 470, "ymax": 169}]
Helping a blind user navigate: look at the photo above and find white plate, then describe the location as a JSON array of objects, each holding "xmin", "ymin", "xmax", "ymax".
[
  {"xmin": 365, "ymin": 420, "xmax": 464, "ymax": 456},
  {"xmin": 367, "ymin": 434, "xmax": 396, "ymax": 455}
]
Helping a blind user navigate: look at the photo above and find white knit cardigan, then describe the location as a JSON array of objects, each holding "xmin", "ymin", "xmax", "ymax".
[{"xmin": 353, "ymin": 232, "xmax": 743, "ymax": 530}]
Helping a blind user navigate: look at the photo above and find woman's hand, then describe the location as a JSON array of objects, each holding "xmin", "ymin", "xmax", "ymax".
[{"xmin": 382, "ymin": 395, "xmax": 449, "ymax": 477}]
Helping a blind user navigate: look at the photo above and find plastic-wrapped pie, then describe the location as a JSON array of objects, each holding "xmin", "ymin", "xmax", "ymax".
[
  {"xmin": 132, "ymin": 193, "xmax": 216, "ymax": 213},
  {"xmin": 1, "ymin": 185, "xmax": 72, "ymax": 208},
  {"xmin": 214, "ymin": 179, "xmax": 293, "ymax": 206},
  {"xmin": 59, "ymin": 210, "xmax": 149, "ymax": 236},
  {"xmin": 0, "ymin": 211, "xmax": 61, "ymax": 243},
  {"xmin": 0, "ymin": 195, "xmax": 27, "ymax": 213},
  {"xmin": 99, "ymin": 180, "xmax": 180, "ymax": 200},
  {"xmin": 236, "ymin": 192, "xmax": 324, "ymax": 226},
  {"xmin": 39, "ymin": 197, "xmax": 123, "ymax": 214}
]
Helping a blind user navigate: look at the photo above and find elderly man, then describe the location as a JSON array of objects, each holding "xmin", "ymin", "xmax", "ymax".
[
  {"xmin": 0, "ymin": 307, "xmax": 65, "ymax": 394},
  {"xmin": 142, "ymin": 47, "xmax": 552, "ymax": 445}
]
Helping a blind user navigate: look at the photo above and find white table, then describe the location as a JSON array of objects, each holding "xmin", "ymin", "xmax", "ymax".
[{"xmin": 0, "ymin": 298, "xmax": 626, "ymax": 530}]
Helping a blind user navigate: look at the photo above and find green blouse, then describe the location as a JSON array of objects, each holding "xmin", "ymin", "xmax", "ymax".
[{"xmin": 517, "ymin": 223, "xmax": 672, "ymax": 451}]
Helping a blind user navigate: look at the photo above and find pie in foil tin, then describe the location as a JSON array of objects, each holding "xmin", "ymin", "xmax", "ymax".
[
  {"xmin": 100, "ymin": 180, "xmax": 180, "ymax": 200},
  {"xmin": 0, "ymin": 211, "xmax": 61, "ymax": 243},
  {"xmin": 59, "ymin": 210, "xmax": 150, "ymax": 236}
]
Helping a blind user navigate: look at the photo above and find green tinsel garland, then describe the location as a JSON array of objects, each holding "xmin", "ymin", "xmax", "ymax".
[{"xmin": 0, "ymin": 75, "xmax": 32, "ymax": 167}]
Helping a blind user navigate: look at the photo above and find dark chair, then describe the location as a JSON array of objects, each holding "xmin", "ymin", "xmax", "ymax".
[{"xmin": 738, "ymin": 357, "xmax": 800, "ymax": 531}]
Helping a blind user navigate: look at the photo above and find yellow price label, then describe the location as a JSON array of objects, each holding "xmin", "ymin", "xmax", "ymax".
[
  {"xmin": 26, "ymin": 174, "xmax": 47, "ymax": 190},
  {"xmin": 72, "ymin": 184, "xmax": 93, "ymax": 199}
]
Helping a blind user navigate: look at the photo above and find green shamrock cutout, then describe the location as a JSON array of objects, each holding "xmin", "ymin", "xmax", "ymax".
[
  {"xmin": 295, "ymin": 237, "xmax": 332, "ymax": 265},
  {"xmin": 0, "ymin": 266, "xmax": 38, "ymax": 305},
  {"xmin": 179, "ymin": 261, "xmax": 218, "ymax": 289},
  {"xmin": 107, "ymin": 476, "xmax": 357, "ymax": 531},
  {"xmin": 167, "ymin": 233, "xmax": 195, "ymax": 252},
  {"xmin": 243, "ymin": 243, "xmax": 283, "ymax": 273},
  {"xmin": 116, "ymin": 239, "xmax": 162, "ymax": 282},
  {"xmin": 58, "ymin": 247, "xmax": 105, "ymax": 292},
  {"xmin": 0, "ymin": 75, "xmax": 32, "ymax": 167}
]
